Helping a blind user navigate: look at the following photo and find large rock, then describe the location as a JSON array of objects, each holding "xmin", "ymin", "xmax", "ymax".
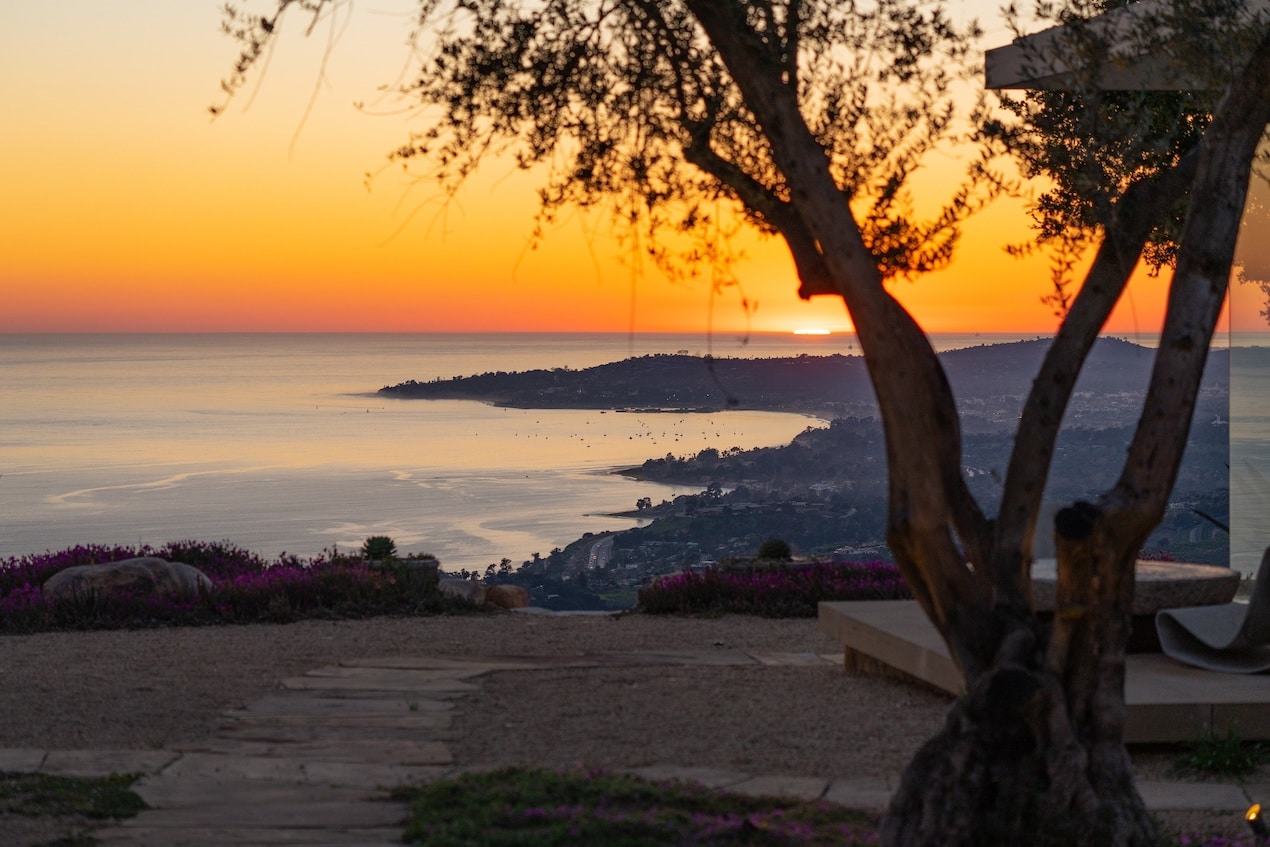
[
  {"xmin": 42, "ymin": 557, "xmax": 213, "ymax": 604},
  {"xmin": 436, "ymin": 578, "xmax": 530, "ymax": 610},
  {"xmin": 485, "ymin": 584, "xmax": 530, "ymax": 610},
  {"xmin": 437, "ymin": 577, "xmax": 487, "ymax": 606}
]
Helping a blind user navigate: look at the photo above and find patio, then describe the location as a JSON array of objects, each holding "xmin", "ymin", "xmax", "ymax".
[{"xmin": 818, "ymin": 597, "xmax": 1270, "ymax": 743}]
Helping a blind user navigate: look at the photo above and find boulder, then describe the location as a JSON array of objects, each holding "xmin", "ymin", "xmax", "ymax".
[
  {"xmin": 42, "ymin": 557, "xmax": 213, "ymax": 604},
  {"xmin": 485, "ymin": 584, "xmax": 530, "ymax": 610},
  {"xmin": 438, "ymin": 577, "xmax": 487, "ymax": 606}
]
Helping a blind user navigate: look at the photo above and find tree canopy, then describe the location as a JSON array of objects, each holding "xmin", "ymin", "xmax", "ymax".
[
  {"xmin": 220, "ymin": 0, "xmax": 1002, "ymax": 292},
  {"xmin": 218, "ymin": 2, "xmax": 1270, "ymax": 844}
]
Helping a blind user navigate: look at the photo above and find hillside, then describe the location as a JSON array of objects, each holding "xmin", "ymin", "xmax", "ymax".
[
  {"xmin": 416, "ymin": 338, "xmax": 1238, "ymax": 609},
  {"xmin": 381, "ymin": 338, "xmax": 1230, "ymax": 431}
]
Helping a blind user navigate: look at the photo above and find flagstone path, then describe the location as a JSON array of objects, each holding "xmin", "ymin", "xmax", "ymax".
[{"xmin": 2, "ymin": 649, "xmax": 1266, "ymax": 846}]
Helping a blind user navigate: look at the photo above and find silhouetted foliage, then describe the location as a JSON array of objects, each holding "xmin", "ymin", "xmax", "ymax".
[
  {"xmin": 217, "ymin": 3, "xmax": 1270, "ymax": 844},
  {"xmin": 756, "ymin": 537, "xmax": 793, "ymax": 561}
]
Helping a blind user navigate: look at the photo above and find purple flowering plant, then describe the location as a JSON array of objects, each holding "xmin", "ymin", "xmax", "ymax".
[
  {"xmin": 638, "ymin": 552, "xmax": 1179, "ymax": 618},
  {"xmin": 394, "ymin": 766, "xmax": 883, "ymax": 846},
  {"xmin": 393, "ymin": 767, "xmax": 1248, "ymax": 845},
  {"xmin": 637, "ymin": 558, "xmax": 911, "ymax": 617},
  {"xmin": 0, "ymin": 540, "xmax": 452, "ymax": 634}
]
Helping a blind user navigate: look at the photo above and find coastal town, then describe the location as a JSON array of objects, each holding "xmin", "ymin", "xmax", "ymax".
[{"xmin": 413, "ymin": 339, "xmax": 1236, "ymax": 610}]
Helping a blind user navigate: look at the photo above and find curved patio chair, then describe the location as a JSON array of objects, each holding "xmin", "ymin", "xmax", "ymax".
[{"xmin": 1155, "ymin": 548, "xmax": 1270, "ymax": 674}]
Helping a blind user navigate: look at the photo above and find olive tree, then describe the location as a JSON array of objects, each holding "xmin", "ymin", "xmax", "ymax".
[{"xmin": 219, "ymin": 1, "xmax": 1270, "ymax": 844}]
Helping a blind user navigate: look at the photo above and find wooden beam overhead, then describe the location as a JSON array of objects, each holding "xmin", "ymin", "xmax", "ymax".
[{"xmin": 985, "ymin": 0, "xmax": 1269, "ymax": 90}]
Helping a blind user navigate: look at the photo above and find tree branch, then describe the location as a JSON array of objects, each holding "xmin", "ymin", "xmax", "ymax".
[
  {"xmin": 991, "ymin": 148, "xmax": 1200, "ymax": 605},
  {"xmin": 1044, "ymin": 25, "xmax": 1270, "ymax": 719},
  {"xmin": 685, "ymin": 0, "xmax": 995, "ymax": 673},
  {"xmin": 679, "ymin": 138, "xmax": 837, "ymax": 294},
  {"xmin": 1116, "ymin": 28, "xmax": 1270, "ymax": 517}
]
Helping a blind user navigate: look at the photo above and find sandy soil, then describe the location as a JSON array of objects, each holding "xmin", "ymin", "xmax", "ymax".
[
  {"xmin": 452, "ymin": 663, "xmax": 948, "ymax": 778},
  {"xmin": 0, "ymin": 614, "xmax": 844, "ymax": 751}
]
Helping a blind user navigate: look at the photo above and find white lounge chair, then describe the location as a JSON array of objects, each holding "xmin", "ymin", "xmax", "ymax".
[{"xmin": 1155, "ymin": 548, "xmax": 1270, "ymax": 673}]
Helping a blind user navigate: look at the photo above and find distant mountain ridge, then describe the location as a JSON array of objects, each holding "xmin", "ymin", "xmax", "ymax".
[{"xmin": 381, "ymin": 337, "xmax": 1230, "ymax": 430}]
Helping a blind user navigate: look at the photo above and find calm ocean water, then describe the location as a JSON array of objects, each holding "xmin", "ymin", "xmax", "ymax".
[
  {"xmin": 0, "ymin": 331, "xmax": 857, "ymax": 569},
  {"xmin": 3, "ymin": 331, "xmax": 1267, "ymax": 573}
]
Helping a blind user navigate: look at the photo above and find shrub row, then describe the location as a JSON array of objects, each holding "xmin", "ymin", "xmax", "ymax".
[
  {"xmin": 637, "ymin": 559, "xmax": 911, "ymax": 617},
  {"xmin": 0, "ymin": 541, "xmax": 453, "ymax": 634}
]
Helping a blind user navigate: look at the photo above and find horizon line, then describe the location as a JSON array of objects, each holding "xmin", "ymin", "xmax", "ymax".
[{"xmin": 6, "ymin": 329, "xmax": 1266, "ymax": 336}]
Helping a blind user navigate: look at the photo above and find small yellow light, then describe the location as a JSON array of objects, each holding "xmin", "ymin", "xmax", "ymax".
[{"xmin": 1249, "ymin": 803, "xmax": 1269, "ymax": 839}]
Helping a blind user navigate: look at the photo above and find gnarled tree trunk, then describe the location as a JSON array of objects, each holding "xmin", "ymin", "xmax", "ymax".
[
  {"xmin": 881, "ymin": 29, "xmax": 1270, "ymax": 841},
  {"xmin": 219, "ymin": 1, "xmax": 1270, "ymax": 842},
  {"xmin": 884, "ymin": 517, "xmax": 1150, "ymax": 847},
  {"xmin": 687, "ymin": 3, "xmax": 1270, "ymax": 844}
]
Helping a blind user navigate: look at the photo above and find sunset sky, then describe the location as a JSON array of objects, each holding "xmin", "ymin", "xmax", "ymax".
[{"xmin": 3, "ymin": 1, "xmax": 1266, "ymax": 335}]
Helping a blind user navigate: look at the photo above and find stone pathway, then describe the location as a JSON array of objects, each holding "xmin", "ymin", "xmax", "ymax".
[{"xmin": 2, "ymin": 650, "xmax": 1266, "ymax": 846}]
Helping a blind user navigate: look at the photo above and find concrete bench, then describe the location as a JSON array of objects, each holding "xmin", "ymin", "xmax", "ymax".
[
  {"xmin": 1031, "ymin": 559, "xmax": 1240, "ymax": 652},
  {"xmin": 1030, "ymin": 559, "xmax": 1241, "ymax": 615},
  {"xmin": 818, "ymin": 599, "xmax": 1270, "ymax": 742}
]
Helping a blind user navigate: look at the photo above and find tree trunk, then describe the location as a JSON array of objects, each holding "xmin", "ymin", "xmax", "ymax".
[
  {"xmin": 883, "ymin": 517, "xmax": 1154, "ymax": 847},
  {"xmin": 883, "ymin": 661, "xmax": 1153, "ymax": 847},
  {"xmin": 225, "ymin": 3, "xmax": 1270, "ymax": 843},
  {"xmin": 684, "ymin": 6, "xmax": 1270, "ymax": 846}
]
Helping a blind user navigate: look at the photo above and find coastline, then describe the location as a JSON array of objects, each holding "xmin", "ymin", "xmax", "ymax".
[{"xmin": 2, "ymin": 333, "xmax": 1241, "ymax": 571}]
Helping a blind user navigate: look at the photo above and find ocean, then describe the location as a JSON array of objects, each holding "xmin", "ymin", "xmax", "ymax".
[
  {"xmin": 0, "ymin": 331, "xmax": 859, "ymax": 570},
  {"xmin": 2, "ymin": 331, "xmax": 1266, "ymax": 574}
]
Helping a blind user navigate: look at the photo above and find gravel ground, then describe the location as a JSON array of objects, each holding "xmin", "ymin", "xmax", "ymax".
[
  {"xmin": 453, "ymin": 663, "xmax": 947, "ymax": 778},
  {"xmin": 0, "ymin": 612, "xmax": 1258, "ymax": 844},
  {"xmin": 0, "ymin": 613, "xmax": 844, "ymax": 751}
]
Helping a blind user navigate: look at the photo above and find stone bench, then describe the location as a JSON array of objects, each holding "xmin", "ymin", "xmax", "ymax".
[
  {"xmin": 1030, "ymin": 559, "xmax": 1241, "ymax": 615},
  {"xmin": 1030, "ymin": 559, "xmax": 1240, "ymax": 651}
]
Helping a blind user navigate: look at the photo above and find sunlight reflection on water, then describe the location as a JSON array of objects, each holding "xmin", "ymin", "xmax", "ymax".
[{"xmin": 0, "ymin": 333, "xmax": 829, "ymax": 567}]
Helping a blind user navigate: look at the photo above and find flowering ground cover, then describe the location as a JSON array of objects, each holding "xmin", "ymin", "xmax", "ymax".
[
  {"xmin": 1176, "ymin": 835, "xmax": 1266, "ymax": 847},
  {"xmin": 0, "ymin": 541, "xmax": 453, "ymax": 634},
  {"xmin": 393, "ymin": 768, "xmax": 1258, "ymax": 846},
  {"xmin": 394, "ymin": 767, "xmax": 880, "ymax": 846},
  {"xmin": 637, "ymin": 559, "xmax": 911, "ymax": 617}
]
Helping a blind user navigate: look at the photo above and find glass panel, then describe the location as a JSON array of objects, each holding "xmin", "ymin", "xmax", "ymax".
[{"xmin": 1229, "ymin": 154, "xmax": 1270, "ymax": 577}]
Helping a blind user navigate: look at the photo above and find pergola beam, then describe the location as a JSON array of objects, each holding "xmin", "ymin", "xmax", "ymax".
[{"xmin": 985, "ymin": 0, "xmax": 1269, "ymax": 90}]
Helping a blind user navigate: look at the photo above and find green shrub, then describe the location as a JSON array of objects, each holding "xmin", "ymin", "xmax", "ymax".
[
  {"xmin": 1173, "ymin": 728, "xmax": 1268, "ymax": 778},
  {"xmin": 757, "ymin": 538, "xmax": 793, "ymax": 561},
  {"xmin": 361, "ymin": 536, "xmax": 398, "ymax": 561},
  {"xmin": 392, "ymin": 767, "xmax": 878, "ymax": 846},
  {"xmin": 0, "ymin": 772, "xmax": 146, "ymax": 820}
]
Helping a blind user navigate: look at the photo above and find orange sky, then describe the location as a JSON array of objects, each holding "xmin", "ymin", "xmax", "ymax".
[{"xmin": 2, "ymin": 1, "xmax": 1265, "ymax": 335}]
